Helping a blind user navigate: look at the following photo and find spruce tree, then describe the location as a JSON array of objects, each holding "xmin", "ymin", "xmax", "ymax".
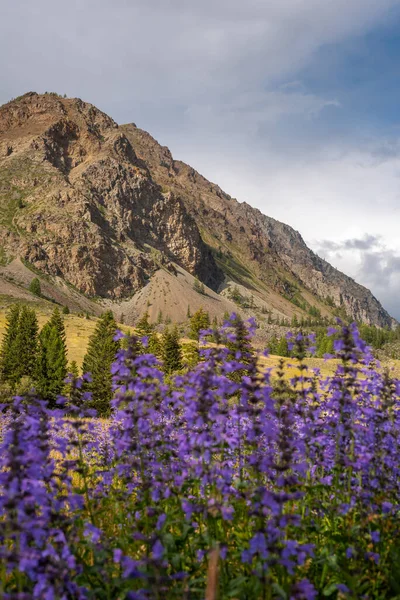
[
  {"xmin": 14, "ymin": 306, "xmax": 38, "ymax": 381},
  {"xmin": 0, "ymin": 304, "xmax": 21, "ymax": 386},
  {"xmin": 82, "ymin": 311, "xmax": 120, "ymax": 416},
  {"xmin": 135, "ymin": 312, "xmax": 153, "ymax": 338},
  {"xmin": 212, "ymin": 315, "xmax": 219, "ymax": 343},
  {"xmin": 65, "ymin": 360, "xmax": 80, "ymax": 403},
  {"xmin": 182, "ymin": 341, "xmax": 199, "ymax": 369},
  {"xmin": 268, "ymin": 335, "xmax": 278, "ymax": 354},
  {"xmin": 189, "ymin": 308, "xmax": 210, "ymax": 341},
  {"xmin": 68, "ymin": 360, "xmax": 79, "ymax": 378},
  {"xmin": 148, "ymin": 331, "xmax": 162, "ymax": 358},
  {"xmin": 193, "ymin": 277, "xmax": 205, "ymax": 295},
  {"xmin": 225, "ymin": 313, "xmax": 254, "ymax": 381},
  {"xmin": 162, "ymin": 326, "xmax": 182, "ymax": 374},
  {"xmin": 276, "ymin": 336, "xmax": 289, "ymax": 358},
  {"xmin": 29, "ymin": 278, "xmax": 41, "ymax": 297},
  {"xmin": 49, "ymin": 308, "xmax": 67, "ymax": 354},
  {"xmin": 35, "ymin": 320, "xmax": 68, "ymax": 404},
  {"xmin": 227, "ymin": 314, "xmax": 252, "ymax": 353}
]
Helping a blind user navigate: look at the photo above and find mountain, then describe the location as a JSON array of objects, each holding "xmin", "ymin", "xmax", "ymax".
[{"xmin": 0, "ymin": 92, "xmax": 395, "ymax": 329}]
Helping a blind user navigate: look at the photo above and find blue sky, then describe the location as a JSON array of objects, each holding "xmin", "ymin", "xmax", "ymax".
[{"xmin": 1, "ymin": 0, "xmax": 400, "ymax": 317}]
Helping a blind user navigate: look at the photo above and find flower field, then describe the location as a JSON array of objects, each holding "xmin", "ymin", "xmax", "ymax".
[{"xmin": 1, "ymin": 318, "xmax": 400, "ymax": 599}]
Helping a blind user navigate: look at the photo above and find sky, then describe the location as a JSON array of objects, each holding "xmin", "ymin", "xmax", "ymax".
[{"xmin": 1, "ymin": 0, "xmax": 400, "ymax": 317}]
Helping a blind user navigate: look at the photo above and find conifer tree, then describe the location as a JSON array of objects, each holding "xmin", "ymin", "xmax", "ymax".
[
  {"xmin": 82, "ymin": 311, "xmax": 120, "ymax": 416},
  {"xmin": 189, "ymin": 308, "xmax": 210, "ymax": 341},
  {"xmin": 162, "ymin": 326, "xmax": 182, "ymax": 374},
  {"xmin": 0, "ymin": 304, "xmax": 21, "ymax": 385},
  {"xmin": 157, "ymin": 309, "xmax": 163, "ymax": 325},
  {"xmin": 227, "ymin": 313, "xmax": 252, "ymax": 352},
  {"xmin": 14, "ymin": 306, "xmax": 38, "ymax": 381},
  {"xmin": 276, "ymin": 336, "xmax": 289, "ymax": 358},
  {"xmin": 182, "ymin": 341, "xmax": 199, "ymax": 369},
  {"xmin": 62, "ymin": 305, "xmax": 70, "ymax": 315},
  {"xmin": 193, "ymin": 277, "xmax": 205, "ymax": 295},
  {"xmin": 35, "ymin": 320, "xmax": 68, "ymax": 404},
  {"xmin": 29, "ymin": 278, "xmax": 41, "ymax": 297},
  {"xmin": 148, "ymin": 331, "xmax": 162, "ymax": 358},
  {"xmin": 211, "ymin": 315, "xmax": 219, "ymax": 343},
  {"xmin": 64, "ymin": 360, "xmax": 80, "ymax": 403},
  {"xmin": 68, "ymin": 360, "xmax": 79, "ymax": 378},
  {"xmin": 225, "ymin": 313, "xmax": 254, "ymax": 381},
  {"xmin": 49, "ymin": 308, "xmax": 67, "ymax": 353},
  {"xmin": 135, "ymin": 311, "xmax": 153, "ymax": 338},
  {"xmin": 268, "ymin": 335, "xmax": 278, "ymax": 354},
  {"xmin": 0, "ymin": 304, "xmax": 39, "ymax": 388}
]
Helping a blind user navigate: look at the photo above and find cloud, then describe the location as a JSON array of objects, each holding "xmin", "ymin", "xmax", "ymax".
[
  {"xmin": 1, "ymin": 0, "xmax": 400, "ymax": 316},
  {"xmin": 314, "ymin": 235, "xmax": 400, "ymax": 319},
  {"xmin": 0, "ymin": 0, "xmax": 398, "ymax": 123},
  {"xmin": 316, "ymin": 234, "xmax": 382, "ymax": 253}
]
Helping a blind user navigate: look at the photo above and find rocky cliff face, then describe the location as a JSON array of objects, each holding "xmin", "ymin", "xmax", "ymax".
[
  {"xmin": 122, "ymin": 123, "xmax": 396, "ymax": 328},
  {"xmin": 0, "ymin": 92, "xmax": 395, "ymax": 327},
  {"xmin": 0, "ymin": 92, "xmax": 221, "ymax": 299}
]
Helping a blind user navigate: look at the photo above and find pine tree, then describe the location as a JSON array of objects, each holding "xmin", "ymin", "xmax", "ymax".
[
  {"xmin": 189, "ymin": 308, "xmax": 210, "ymax": 341},
  {"xmin": 182, "ymin": 341, "xmax": 199, "ymax": 369},
  {"xmin": 211, "ymin": 315, "xmax": 219, "ymax": 343},
  {"xmin": 268, "ymin": 335, "xmax": 278, "ymax": 354},
  {"xmin": 14, "ymin": 306, "xmax": 38, "ymax": 381},
  {"xmin": 135, "ymin": 312, "xmax": 153, "ymax": 338},
  {"xmin": 29, "ymin": 278, "xmax": 41, "ymax": 297},
  {"xmin": 35, "ymin": 319, "xmax": 68, "ymax": 404},
  {"xmin": 82, "ymin": 311, "xmax": 120, "ymax": 416},
  {"xmin": 62, "ymin": 305, "xmax": 70, "ymax": 315},
  {"xmin": 193, "ymin": 277, "xmax": 205, "ymax": 295},
  {"xmin": 148, "ymin": 331, "xmax": 162, "ymax": 358},
  {"xmin": 49, "ymin": 308, "xmax": 67, "ymax": 354},
  {"xmin": 186, "ymin": 305, "xmax": 191, "ymax": 320},
  {"xmin": 0, "ymin": 304, "xmax": 21, "ymax": 385},
  {"xmin": 68, "ymin": 360, "xmax": 79, "ymax": 378},
  {"xmin": 157, "ymin": 309, "xmax": 163, "ymax": 325},
  {"xmin": 162, "ymin": 326, "xmax": 182, "ymax": 374},
  {"xmin": 276, "ymin": 336, "xmax": 289, "ymax": 358},
  {"xmin": 226, "ymin": 313, "xmax": 254, "ymax": 381},
  {"xmin": 65, "ymin": 360, "xmax": 80, "ymax": 402},
  {"xmin": 0, "ymin": 305, "xmax": 39, "ymax": 387}
]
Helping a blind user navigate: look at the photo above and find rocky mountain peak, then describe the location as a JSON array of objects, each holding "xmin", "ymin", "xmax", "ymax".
[{"xmin": 0, "ymin": 93, "xmax": 395, "ymax": 328}]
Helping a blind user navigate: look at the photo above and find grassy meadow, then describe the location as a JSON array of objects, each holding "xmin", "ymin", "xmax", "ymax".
[{"xmin": 2, "ymin": 320, "xmax": 400, "ymax": 599}]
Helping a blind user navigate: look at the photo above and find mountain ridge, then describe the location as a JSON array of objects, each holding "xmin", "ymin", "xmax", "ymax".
[{"xmin": 0, "ymin": 91, "xmax": 395, "ymax": 329}]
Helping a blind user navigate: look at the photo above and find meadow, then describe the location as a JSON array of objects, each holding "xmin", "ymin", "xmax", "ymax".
[{"xmin": 1, "ymin": 317, "xmax": 400, "ymax": 599}]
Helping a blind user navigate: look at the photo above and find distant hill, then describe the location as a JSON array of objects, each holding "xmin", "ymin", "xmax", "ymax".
[{"xmin": 0, "ymin": 91, "xmax": 395, "ymax": 329}]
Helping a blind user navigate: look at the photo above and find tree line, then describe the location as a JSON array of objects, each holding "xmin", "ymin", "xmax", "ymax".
[{"xmin": 0, "ymin": 305, "xmax": 247, "ymax": 416}]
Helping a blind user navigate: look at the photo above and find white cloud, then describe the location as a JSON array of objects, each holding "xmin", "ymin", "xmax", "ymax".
[{"xmin": 1, "ymin": 0, "xmax": 400, "ymax": 315}]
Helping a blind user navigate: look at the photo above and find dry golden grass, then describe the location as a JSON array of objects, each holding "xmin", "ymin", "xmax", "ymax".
[
  {"xmin": 261, "ymin": 353, "xmax": 400, "ymax": 380},
  {"xmin": 0, "ymin": 299, "xmax": 398, "ymax": 377}
]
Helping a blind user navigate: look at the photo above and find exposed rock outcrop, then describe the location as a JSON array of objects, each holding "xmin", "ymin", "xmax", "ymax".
[{"xmin": 0, "ymin": 92, "xmax": 395, "ymax": 327}]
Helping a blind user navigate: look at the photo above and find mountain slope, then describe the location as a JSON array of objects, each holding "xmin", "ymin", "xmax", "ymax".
[
  {"xmin": 0, "ymin": 92, "xmax": 221, "ymax": 301},
  {"xmin": 122, "ymin": 123, "xmax": 395, "ymax": 328},
  {"xmin": 0, "ymin": 92, "xmax": 395, "ymax": 328}
]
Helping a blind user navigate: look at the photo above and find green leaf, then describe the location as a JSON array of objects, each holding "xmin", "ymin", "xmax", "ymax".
[
  {"xmin": 323, "ymin": 582, "xmax": 339, "ymax": 596},
  {"xmin": 272, "ymin": 583, "xmax": 287, "ymax": 599}
]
